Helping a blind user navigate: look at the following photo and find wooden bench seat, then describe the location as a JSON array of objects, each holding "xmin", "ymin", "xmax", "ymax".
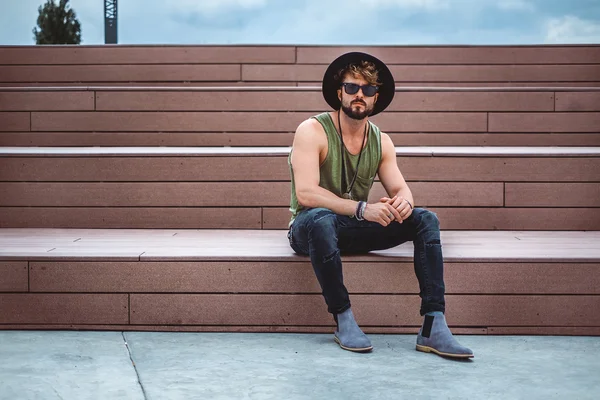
[
  {"xmin": 1, "ymin": 86, "xmax": 599, "ymax": 147},
  {"xmin": 1, "ymin": 146, "xmax": 599, "ymax": 231},
  {"xmin": 1, "ymin": 228, "xmax": 599, "ymax": 335}
]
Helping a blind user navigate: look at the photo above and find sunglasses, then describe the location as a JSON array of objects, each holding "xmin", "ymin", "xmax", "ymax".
[{"xmin": 341, "ymin": 82, "xmax": 379, "ymax": 97}]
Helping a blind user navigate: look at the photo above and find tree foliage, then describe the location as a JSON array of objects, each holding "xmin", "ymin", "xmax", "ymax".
[{"xmin": 33, "ymin": 0, "xmax": 82, "ymax": 44}]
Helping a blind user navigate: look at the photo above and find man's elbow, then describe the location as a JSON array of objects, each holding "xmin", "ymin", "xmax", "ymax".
[{"xmin": 296, "ymin": 188, "xmax": 316, "ymax": 208}]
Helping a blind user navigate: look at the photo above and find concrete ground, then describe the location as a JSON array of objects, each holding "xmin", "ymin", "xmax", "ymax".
[{"xmin": 0, "ymin": 331, "xmax": 598, "ymax": 400}]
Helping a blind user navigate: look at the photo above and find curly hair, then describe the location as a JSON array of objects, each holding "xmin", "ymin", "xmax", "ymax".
[{"xmin": 335, "ymin": 61, "xmax": 382, "ymax": 86}]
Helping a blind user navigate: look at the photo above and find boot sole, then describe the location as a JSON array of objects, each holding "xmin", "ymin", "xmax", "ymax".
[
  {"xmin": 334, "ymin": 335, "xmax": 373, "ymax": 353},
  {"xmin": 416, "ymin": 344, "xmax": 474, "ymax": 359}
]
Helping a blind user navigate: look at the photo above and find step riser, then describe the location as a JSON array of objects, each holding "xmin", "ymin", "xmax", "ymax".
[
  {"xmin": 2, "ymin": 132, "xmax": 600, "ymax": 147},
  {"xmin": 1, "ymin": 88, "xmax": 599, "ymax": 146},
  {"xmin": 1, "ymin": 155, "xmax": 598, "ymax": 230},
  {"xmin": 1, "ymin": 293, "xmax": 598, "ymax": 333}
]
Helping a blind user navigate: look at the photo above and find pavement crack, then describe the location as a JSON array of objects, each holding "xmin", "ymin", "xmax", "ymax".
[
  {"xmin": 122, "ymin": 332, "xmax": 148, "ymax": 400},
  {"xmin": 50, "ymin": 385, "xmax": 64, "ymax": 400}
]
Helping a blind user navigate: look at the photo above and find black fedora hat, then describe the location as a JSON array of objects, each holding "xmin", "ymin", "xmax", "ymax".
[{"xmin": 322, "ymin": 51, "xmax": 395, "ymax": 117}]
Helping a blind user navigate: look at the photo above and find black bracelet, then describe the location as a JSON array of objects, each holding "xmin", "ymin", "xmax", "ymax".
[{"xmin": 406, "ymin": 199, "xmax": 413, "ymax": 210}]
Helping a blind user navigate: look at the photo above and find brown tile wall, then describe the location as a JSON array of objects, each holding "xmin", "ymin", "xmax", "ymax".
[{"xmin": 1, "ymin": 46, "xmax": 599, "ymax": 333}]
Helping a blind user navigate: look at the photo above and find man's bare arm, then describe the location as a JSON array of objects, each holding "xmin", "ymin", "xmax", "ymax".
[{"xmin": 377, "ymin": 132, "xmax": 414, "ymax": 220}]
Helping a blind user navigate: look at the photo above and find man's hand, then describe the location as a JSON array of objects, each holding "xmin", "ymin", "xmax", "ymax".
[
  {"xmin": 363, "ymin": 201, "xmax": 402, "ymax": 226},
  {"xmin": 379, "ymin": 195, "xmax": 413, "ymax": 223}
]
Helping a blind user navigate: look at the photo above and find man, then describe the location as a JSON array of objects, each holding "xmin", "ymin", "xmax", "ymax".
[{"xmin": 287, "ymin": 52, "xmax": 473, "ymax": 358}]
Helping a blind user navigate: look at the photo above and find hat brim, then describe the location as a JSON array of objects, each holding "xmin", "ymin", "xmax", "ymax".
[{"xmin": 322, "ymin": 52, "xmax": 395, "ymax": 117}]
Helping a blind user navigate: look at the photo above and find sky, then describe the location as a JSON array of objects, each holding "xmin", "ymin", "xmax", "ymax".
[{"xmin": 1, "ymin": 0, "xmax": 599, "ymax": 45}]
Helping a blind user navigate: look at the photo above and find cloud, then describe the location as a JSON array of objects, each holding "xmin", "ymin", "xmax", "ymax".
[
  {"xmin": 496, "ymin": 0, "xmax": 535, "ymax": 12},
  {"xmin": 357, "ymin": 0, "xmax": 449, "ymax": 10},
  {"xmin": 167, "ymin": 0, "xmax": 268, "ymax": 16},
  {"xmin": 545, "ymin": 15, "xmax": 600, "ymax": 43}
]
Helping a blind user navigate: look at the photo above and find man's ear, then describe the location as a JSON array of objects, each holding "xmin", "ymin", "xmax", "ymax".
[
  {"xmin": 337, "ymin": 88, "xmax": 342, "ymax": 101},
  {"xmin": 374, "ymin": 93, "xmax": 379, "ymax": 103}
]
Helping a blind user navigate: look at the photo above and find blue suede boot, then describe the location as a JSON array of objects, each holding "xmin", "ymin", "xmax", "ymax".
[
  {"xmin": 416, "ymin": 311, "xmax": 474, "ymax": 358},
  {"xmin": 334, "ymin": 308, "xmax": 373, "ymax": 353}
]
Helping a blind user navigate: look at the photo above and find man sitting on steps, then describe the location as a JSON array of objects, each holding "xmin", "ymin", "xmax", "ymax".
[{"xmin": 286, "ymin": 51, "xmax": 474, "ymax": 358}]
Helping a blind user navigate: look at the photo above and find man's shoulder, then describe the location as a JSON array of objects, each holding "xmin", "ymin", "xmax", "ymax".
[
  {"xmin": 293, "ymin": 114, "xmax": 329, "ymax": 151},
  {"xmin": 296, "ymin": 113, "xmax": 329, "ymax": 134}
]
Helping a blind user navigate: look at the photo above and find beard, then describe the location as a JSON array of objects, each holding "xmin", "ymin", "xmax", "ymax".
[{"xmin": 341, "ymin": 99, "xmax": 374, "ymax": 120}]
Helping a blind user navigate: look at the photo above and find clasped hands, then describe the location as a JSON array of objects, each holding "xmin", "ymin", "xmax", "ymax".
[{"xmin": 362, "ymin": 195, "xmax": 413, "ymax": 227}]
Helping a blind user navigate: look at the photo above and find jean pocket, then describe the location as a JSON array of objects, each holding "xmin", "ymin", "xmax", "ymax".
[{"xmin": 287, "ymin": 227, "xmax": 308, "ymax": 255}]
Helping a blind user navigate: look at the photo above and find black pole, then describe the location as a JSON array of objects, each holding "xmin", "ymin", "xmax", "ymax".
[{"xmin": 104, "ymin": 0, "xmax": 117, "ymax": 44}]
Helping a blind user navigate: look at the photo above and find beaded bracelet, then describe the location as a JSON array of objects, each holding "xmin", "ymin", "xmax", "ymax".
[{"xmin": 355, "ymin": 201, "xmax": 367, "ymax": 221}]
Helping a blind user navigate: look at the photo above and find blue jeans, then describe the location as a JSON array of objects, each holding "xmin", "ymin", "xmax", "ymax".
[{"xmin": 288, "ymin": 207, "xmax": 446, "ymax": 316}]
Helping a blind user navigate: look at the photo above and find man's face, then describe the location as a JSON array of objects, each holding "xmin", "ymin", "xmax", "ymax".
[{"xmin": 337, "ymin": 72, "xmax": 379, "ymax": 120}]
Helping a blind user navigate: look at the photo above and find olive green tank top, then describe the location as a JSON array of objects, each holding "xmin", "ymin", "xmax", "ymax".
[{"xmin": 288, "ymin": 112, "xmax": 382, "ymax": 226}]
